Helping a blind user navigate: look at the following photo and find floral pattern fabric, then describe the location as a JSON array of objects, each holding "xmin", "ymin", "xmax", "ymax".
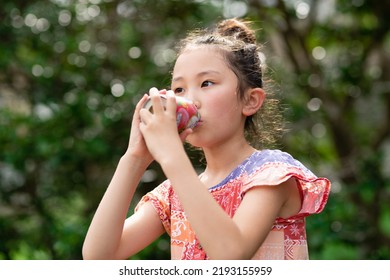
[{"xmin": 135, "ymin": 149, "xmax": 331, "ymax": 260}]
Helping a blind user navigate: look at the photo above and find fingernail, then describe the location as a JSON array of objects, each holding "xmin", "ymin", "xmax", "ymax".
[
  {"xmin": 149, "ymin": 87, "xmax": 159, "ymax": 95},
  {"xmin": 166, "ymin": 90, "xmax": 175, "ymax": 97}
]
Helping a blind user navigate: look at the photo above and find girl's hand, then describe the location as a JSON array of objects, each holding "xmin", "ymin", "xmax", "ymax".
[
  {"xmin": 139, "ymin": 88, "xmax": 192, "ymax": 165},
  {"xmin": 124, "ymin": 93, "xmax": 154, "ymax": 165}
]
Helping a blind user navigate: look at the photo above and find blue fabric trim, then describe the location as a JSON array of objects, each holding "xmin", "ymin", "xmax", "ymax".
[{"xmin": 208, "ymin": 149, "xmax": 313, "ymax": 190}]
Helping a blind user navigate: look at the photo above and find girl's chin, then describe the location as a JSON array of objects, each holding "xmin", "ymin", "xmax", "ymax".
[{"xmin": 185, "ymin": 135, "xmax": 202, "ymax": 148}]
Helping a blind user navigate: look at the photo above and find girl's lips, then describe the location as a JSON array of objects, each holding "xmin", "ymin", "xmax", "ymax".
[{"xmin": 195, "ymin": 120, "xmax": 203, "ymax": 128}]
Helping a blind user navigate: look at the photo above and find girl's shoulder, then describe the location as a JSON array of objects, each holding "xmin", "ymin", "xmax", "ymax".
[
  {"xmin": 245, "ymin": 149, "xmax": 331, "ymax": 216},
  {"xmin": 253, "ymin": 149, "xmax": 306, "ymax": 165},
  {"xmin": 246, "ymin": 149, "xmax": 314, "ymax": 177}
]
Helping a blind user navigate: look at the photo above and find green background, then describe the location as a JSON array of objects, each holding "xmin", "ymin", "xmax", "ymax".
[{"xmin": 1, "ymin": 0, "xmax": 390, "ymax": 259}]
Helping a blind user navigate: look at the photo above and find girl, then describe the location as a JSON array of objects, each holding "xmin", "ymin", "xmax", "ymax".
[{"xmin": 82, "ymin": 18, "xmax": 331, "ymax": 260}]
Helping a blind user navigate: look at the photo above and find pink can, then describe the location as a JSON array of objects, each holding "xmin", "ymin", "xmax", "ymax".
[{"xmin": 143, "ymin": 94, "xmax": 201, "ymax": 132}]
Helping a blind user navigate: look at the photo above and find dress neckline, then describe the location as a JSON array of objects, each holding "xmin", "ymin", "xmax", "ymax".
[{"xmin": 203, "ymin": 150, "xmax": 262, "ymax": 191}]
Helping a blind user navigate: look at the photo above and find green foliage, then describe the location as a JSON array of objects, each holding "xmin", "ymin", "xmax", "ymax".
[{"xmin": 1, "ymin": 0, "xmax": 390, "ymax": 260}]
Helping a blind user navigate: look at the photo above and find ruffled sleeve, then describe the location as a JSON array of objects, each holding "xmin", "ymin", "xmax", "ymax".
[
  {"xmin": 134, "ymin": 180, "xmax": 173, "ymax": 234},
  {"xmin": 241, "ymin": 150, "xmax": 331, "ymax": 216}
]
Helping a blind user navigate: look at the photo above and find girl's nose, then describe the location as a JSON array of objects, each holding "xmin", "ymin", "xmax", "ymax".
[
  {"xmin": 184, "ymin": 89, "xmax": 200, "ymax": 108},
  {"xmin": 193, "ymin": 99, "xmax": 200, "ymax": 109}
]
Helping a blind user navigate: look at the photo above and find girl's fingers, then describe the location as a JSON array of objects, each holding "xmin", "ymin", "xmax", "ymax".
[
  {"xmin": 132, "ymin": 94, "xmax": 149, "ymax": 127},
  {"xmin": 135, "ymin": 94, "xmax": 149, "ymax": 113},
  {"xmin": 179, "ymin": 128, "xmax": 193, "ymax": 142},
  {"xmin": 140, "ymin": 88, "xmax": 178, "ymax": 131},
  {"xmin": 165, "ymin": 90, "xmax": 177, "ymax": 115},
  {"xmin": 139, "ymin": 108, "xmax": 149, "ymax": 125},
  {"xmin": 149, "ymin": 87, "xmax": 164, "ymax": 115}
]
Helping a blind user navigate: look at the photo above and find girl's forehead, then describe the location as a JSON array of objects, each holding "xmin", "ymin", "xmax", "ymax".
[
  {"xmin": 179, "ymin": 45, "xmax": 223, "ymax": 58},
  {"xmin": 173, "ymin": 47, "xmax": 227, "ymax": 72}
]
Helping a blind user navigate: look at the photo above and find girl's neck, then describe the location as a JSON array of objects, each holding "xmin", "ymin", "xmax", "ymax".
[{"xmin": 200, "ymin": 140, "xmax": 256, "ymax": 186}]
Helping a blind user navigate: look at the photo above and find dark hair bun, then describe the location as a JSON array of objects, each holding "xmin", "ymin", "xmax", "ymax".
[{"xmin": 216, "ymin": 18, "xmax": 256, "ymax": 44}]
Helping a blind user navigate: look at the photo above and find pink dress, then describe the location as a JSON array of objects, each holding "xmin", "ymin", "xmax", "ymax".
[{"xmin": 135, "ymin": 149, "xmax": 331, "ymax": 260}]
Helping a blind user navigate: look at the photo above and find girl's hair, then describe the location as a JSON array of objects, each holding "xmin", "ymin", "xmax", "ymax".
[{"xmin": 176, "ymin": 18, "xmax": 284, "ymax": 149}]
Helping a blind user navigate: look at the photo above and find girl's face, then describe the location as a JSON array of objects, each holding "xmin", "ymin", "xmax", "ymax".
[{"xmin": 171, "ymin": 47, "xmax": 247, "ymax": 149}]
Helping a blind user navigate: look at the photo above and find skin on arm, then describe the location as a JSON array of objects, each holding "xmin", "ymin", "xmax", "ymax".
[
  {"xmin": 114, "ymin": 202, "xmax": 165, "ymax": 259},
  {"xmin": 231, "ymin": 178, "xmax": 301, "ymax": 258},
  {"xmin": 82, "ymin": 155, "xmax": 165, "ymax": 260},
  {"xmin": 82, "ymin": 94, "xmax": 163, "ymax": 260}
]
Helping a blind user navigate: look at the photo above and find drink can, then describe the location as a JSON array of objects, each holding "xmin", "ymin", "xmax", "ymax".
[{"xmin": 143, "ymin": 94, "xmax": 201, "ymax": 132}]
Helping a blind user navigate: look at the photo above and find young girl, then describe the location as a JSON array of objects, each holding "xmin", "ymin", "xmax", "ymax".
[{"xmin": 82, "ymin": 18, "xmax": 331, "ymax": 260}]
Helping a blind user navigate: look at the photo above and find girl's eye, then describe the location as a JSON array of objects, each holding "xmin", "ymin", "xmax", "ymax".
[
  {"xmin": 201, "ymin": 80, "xmax": 214, "ymax": 87},
  {"xmin": 173, "ymin": 87, "xmax": 184, "ymax": 95}
]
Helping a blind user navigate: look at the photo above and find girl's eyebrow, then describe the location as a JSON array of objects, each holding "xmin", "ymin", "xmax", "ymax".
[{"xmin": 172, "ymin": 70, "xmax": 221, "ymax": 82}]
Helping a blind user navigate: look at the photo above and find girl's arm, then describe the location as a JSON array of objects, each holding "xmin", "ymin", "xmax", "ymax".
[
  {"xmin": 82, "ymin": 94, "xmax": 164, "ymax": 260},
  {"xmin": 82, "ymin": 154, "xmax": 165, "ymax": 260}
]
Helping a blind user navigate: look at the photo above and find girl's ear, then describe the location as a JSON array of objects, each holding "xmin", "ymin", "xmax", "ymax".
[{"xmin": 242, "ymin": 88, "xmax": 265, "ymax": 116}]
